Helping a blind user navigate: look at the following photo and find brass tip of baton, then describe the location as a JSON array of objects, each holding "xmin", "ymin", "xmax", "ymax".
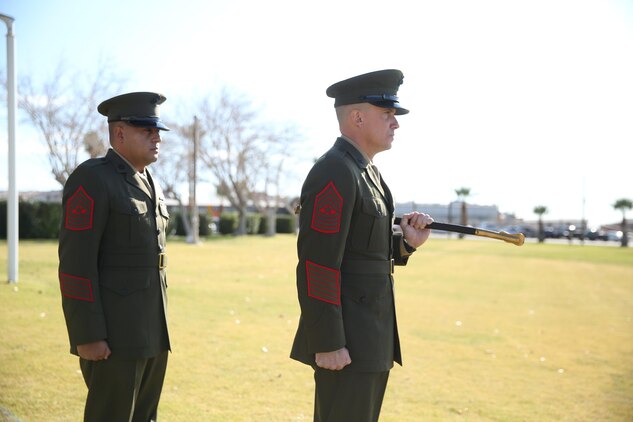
[{"xmin": 500, "ymin": 231, "xmax": 525, "ymax": 246}]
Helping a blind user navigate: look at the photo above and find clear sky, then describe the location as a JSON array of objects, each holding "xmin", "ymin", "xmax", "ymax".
[{"xmin": 1, "ymin": 0, "xmax": 632, "ymax": 227}]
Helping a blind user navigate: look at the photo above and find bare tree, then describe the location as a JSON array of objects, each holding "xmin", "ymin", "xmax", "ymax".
[
  {"xmin": 150, "ymin": 117, "xmax": 198, "ymax": 239},
  {"xmin": 18, "ymin": 60, "xmax": 122, "ymax": 186},
  {"xmin": 197, "ymin": 87, "xmax": 299, "ymax": 236},
  {"xmin": 252, "ymin": 121, "xmax": 302, "ymax": 236},
  {"xmin": 83, "ymin": 130, "xmax": 108, "ymax": 158}
]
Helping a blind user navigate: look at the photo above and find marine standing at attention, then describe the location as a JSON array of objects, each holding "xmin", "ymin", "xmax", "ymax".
[
  {"xmin": 58, "ymin": 92, "xmax": 171, "ymax": 421},
  {"xmin": 290, "ymin": 69, "xmax": 434, "ymax": 421}
]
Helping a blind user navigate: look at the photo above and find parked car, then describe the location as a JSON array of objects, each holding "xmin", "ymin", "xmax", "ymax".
[
  {"xmin": 605, "ymin": 230, "xmax": 623, "ymax": 241},
  {"xmin": 585, "ymin": 228, "xmax": 608, "ymax": 241}
]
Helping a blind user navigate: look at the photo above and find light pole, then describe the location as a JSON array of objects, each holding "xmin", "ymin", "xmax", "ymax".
[{"xmin": 1, "ymin": 14, "xmax": 18, "ymax": 283}]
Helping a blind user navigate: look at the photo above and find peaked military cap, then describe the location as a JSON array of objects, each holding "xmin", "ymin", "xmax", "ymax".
[
  {"xmin": 326, "ymin": 69, "xmax": 409, "ymax": 115},
  {"xmin": 98, "ymin": 91, "xmax": 170, "ymax": 130}
]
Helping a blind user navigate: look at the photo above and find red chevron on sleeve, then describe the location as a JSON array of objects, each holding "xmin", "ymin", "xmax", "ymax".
[
  {"xmin": 59, "ymin": 272, "xmax": 94, "ymax": 302},
  {"xmin": 65, "ymin": 186, "xmax": 94, "ymax": 231},
  {"xmin": 306, "ymin": 260, "xmax": 340, "ymax": 305},
  {"xmin": 311, "ymin": 181, "xmax": 343, "ymax": 234}
]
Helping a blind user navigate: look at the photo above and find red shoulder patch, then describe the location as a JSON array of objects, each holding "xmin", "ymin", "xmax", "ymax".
[
  {"xmin": 65, "ymin": 186, "xmax": 94, "ymax": 231},
  {"xmin": 59, "ymin": 272, "xmax": 94, "ymax": 302},
  {"xmin": 306, "ymin": 260, "xmax": 340, "ymax": 305},
  {"xmin": 311, "ymin": 181, "xmax": 343, "ymax": 234}
]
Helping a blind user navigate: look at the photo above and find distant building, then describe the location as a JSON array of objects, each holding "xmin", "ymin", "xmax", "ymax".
[
  {"xmin": 395, "ymin": 200, "xmax": 515, "ymax": 227},
  {"xmin": 0, "ymin": 190, "xmax": 62, "ymax": 203}
]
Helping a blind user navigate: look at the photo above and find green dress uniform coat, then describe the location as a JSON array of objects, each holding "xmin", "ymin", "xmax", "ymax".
[
  {"xmin": 59, "ymin": 149, "xmax": 170, "ymax": 358},
  {"xmin": 291, "ymin": 137, "xmax": 415, "ymax": 372}
]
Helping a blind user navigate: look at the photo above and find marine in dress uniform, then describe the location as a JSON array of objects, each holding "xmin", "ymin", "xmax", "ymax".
[
  {"xmin": 290, "ymin": 70, "xmax": 434, "ymax": 421},
  {"xmin": 58, "ymin": 92, "xmax": 171, "ymax": 422}
]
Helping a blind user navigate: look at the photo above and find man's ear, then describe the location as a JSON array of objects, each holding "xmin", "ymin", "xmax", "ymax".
[
  {"xmin": 351, "ymin": 109, "xmax": 363, "ymax": 126},
  {"xmin": 112, "ymin": 124, "xmax": 125, "ymax": 144}
]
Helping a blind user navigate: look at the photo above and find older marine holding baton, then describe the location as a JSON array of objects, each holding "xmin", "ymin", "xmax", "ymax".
[{"xmin": 290, "ymin": 69, "xmax": 434, "ymax": 421}]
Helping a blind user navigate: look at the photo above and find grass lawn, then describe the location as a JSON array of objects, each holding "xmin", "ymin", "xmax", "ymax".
[{"xmin": 1, "ymin": 236, "xmax": 632, "ymax": 421}]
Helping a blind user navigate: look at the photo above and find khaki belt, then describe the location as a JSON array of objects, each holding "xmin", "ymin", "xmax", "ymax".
[
  {"xmin": 340, "ymin": 259, "xmax": 394, "ymax": 274},
  {"xmin": 100, "ymin": 252, "xmax": 167, "ymax": 270}
]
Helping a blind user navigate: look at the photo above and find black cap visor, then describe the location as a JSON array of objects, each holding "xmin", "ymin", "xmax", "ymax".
[
  {"xmin": 361, "ymin": 95, "xmax": 409, "ymax": 115},
  {"xmin": 118, "ymin": 116, "xmax": 170, "ymax": 131},
  {"xmin": 368, "ymin": 101, "xmax": 409, "ymax": 115}
]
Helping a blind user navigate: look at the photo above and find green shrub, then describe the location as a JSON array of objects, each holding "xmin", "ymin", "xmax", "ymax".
[
  {"xmin": 170, "ymin": 212, "xmax": 215, "ymax": 237},
  {"xmin": 258, "ymin": 213, "xmax": 268, "ymax": 234},
  {"xmin": 0, "ymin": 201, "xmax": 61, "ymax": 239},
  {"xmin": 28, "ymin": 202, "xmax": 61, "ymax": 239},
  {"xmin": 276, "ymin": 214, "xmax": 296, "ymax": 234},
  {"xmin": 219, "ymin": 213, "xmax": 238, "ymax": 235},
  {"xmin": 199, "ymin": 214, "xmax": 212, "ymax": 236},
  {"xmin": 0, "ymin": 201, "xmax": 6, "ymax": 238},
  {"xmin": 246, "ymin": 214, "xmax": 262, "ymax": 235},
  {"xmin": 166, "ymin": 211, "xmax": 181, "ymax": 236}
]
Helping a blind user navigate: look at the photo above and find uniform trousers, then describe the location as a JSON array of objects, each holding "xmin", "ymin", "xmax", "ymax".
[
  {"xmin": 314, "ymin": 368, "xmax": 390, "ymax": 422},
  {"xmin": 80, "ymin": 351, "xmax": 168, "ymax": 422}
]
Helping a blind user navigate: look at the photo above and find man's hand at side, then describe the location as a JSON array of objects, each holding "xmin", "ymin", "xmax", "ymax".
[
  {"xmin": 77, "ymin": 340, "xmax": 111, "ymax": 361},
  {"xmin": 315, "ymin": 347, "xmax": 352, "ymax": 370}
]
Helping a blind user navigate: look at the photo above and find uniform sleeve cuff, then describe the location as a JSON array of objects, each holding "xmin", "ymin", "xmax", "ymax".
[{"xmin": 403, "ymin": 239, "xmax": 417, "ymax": 254}]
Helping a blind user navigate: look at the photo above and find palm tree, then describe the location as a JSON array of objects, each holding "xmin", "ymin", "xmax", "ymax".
[
  {"xmin": 613, "ymin": 198, "xmax": 632, "ymax": 247},
  {"xmin": 533, "ymin": 205, "xmax": 548, "ymax": 243},
  {"xmin": 455, "ymin": 187, "xmax": 471, "ymax": 239}
]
